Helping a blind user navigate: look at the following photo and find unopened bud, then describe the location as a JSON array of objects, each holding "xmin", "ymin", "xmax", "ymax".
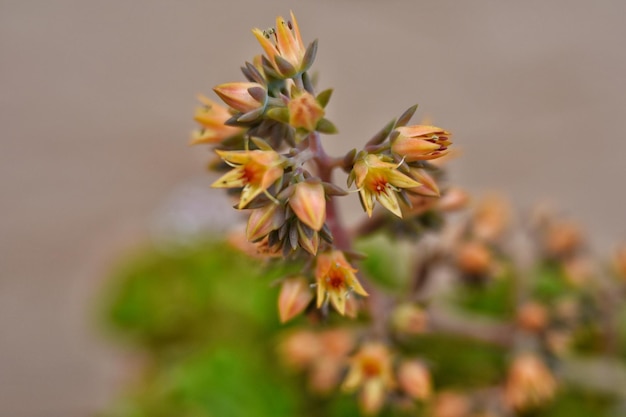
[
  {"xmin": 433, "ymin": 391, "xmax": 470, "ymax": 417},
  {"xmin": 438, "ymin": 187, "xmax": 470, "ymax": 212},
  {"xmin": 408, "ymin": 168, "xmax": 440, "ymax": 197},
  {"xmin": 544, "ymin": 221, "xmax": 583, "ymax": 258},
  {"xmin": 289, "ymin": 181, "xmax": 326, "ymax": 231},
  {"xmin": 397, "ymin": 360, "xmax": 432, "ymax": 401},
  {"xmin": 505, "ymin": 354, "xmax": 557, "ymax": 411},
  {"xmin": 246, "ymin": 203, "xmax": 284, "ymax": 242},
  {"xmin": 213, "ymin": 82, "xmax": 265, "ymax": 113},
  {"xmin": 288, "ymin": 90, "xmax": 325, "ymax": 131},
  {"xmin": 297, "ymin": 223, "xmax": 319, "ymax": 255},
  {"xmin": 279, "ymin": 330, "xmax": 321, "ymax": 369},
  {"xmin": 278, "ymin": 277, "xmax": 314, "ymax": 323},
  {"xmin": 456, "ymin": 241, "xmax": 492, "ymax": 276},
  {"xmin": 392, "ymin": 304, "xmax": 428, "ymax": 335},
  {"xmin": 472, "ymin": 195, "xmax": 510, "ymax": 242},
  {"xmin": 517, "ymin": 301, "xmax": 548, "ymax": 332}
]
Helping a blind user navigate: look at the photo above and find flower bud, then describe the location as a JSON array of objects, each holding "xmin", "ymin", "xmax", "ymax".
[
  {"xmin": 289, "ymin": 181, "xmax": 326, "ymax": 231},
  {"xmin": 433, "ymin": 391, "xmax": 470, "ymax": 417},
  {"xmin": 437, "ymin": 187, "xmax": 470, "ymax": 212},
  {"xmin": 544, "ymin": 221, "xmax": 583, "ymax": 258},
  {"xmin": 288, "ymin": 89, "xmax": 325, "ymax": 131},
  {"xmin": 472, "ymin": 194, "xmax": 510, "ymax": 242},
  {"xmin": 278, "ymin": 277, "xmax": 314, "ymax": 323},
  {"xmin": 213, "ymin": 82, "xmax": 265, "ymax": 113},
  {"xmin": 392, "ymin": 303, "xmax": 428, "ymax": 335},
  {"xmin": 456, "ymin": 241, "xmax": 492, "ymax": 276},
  {"xmin": 517, "ymin": 301, "xmax": 548, "ymax": 332},
  {"xmin": 397, "ymin": 360, "xmax": 432, "ymax": 401},
  {"xmin": 246, "ymin": 203, "xmax": 284, "ymax": 242},
  {"xmin": 279, "ymin": 330, "xmax": 321, "ymax": 370},
  {"xmin": 505, "ymin": 354, "xmax": 557, "ymax": 411}
]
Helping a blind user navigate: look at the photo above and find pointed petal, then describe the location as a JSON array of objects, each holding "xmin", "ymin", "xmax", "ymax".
[
  {"xmin": 211, "ymin": 168, "xmax": 245, "ymax": 189},
  {"xmin": 329, "ymin": 291, "xmax": 346, "ymax": 315},
  {"xmin": 377, "ymin": 189, "xmax": 403, "ymax": 218},
  {"xmin": 386, "ymin": 169, "xmax": 421, "ymax": 189},
  {"xmin": 289, "ymin": 10, "xmax": 304, "ymax": 51},
  {"xmin": 252, "ymin": 28, "xmax": 279, "ymax": 62}
]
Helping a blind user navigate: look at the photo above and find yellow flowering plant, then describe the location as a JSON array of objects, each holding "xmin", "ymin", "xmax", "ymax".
[{"xmin": 178, "ymin": 9, "xmax": 626, "ymax": 417}]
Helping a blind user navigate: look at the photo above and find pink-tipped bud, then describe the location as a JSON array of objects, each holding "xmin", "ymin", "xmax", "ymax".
[
  {"xmin": 278, "ymin": 277, "xmax": 313, "ymax": 323},
  {"xmin": 246, "ymin": 203, "xmax": 284, "ymax": 242},
  {"xmin": 289, "ymin": 181, "xmax": 326, "ymax": 231},
  {"xmin": 398, "ymin": 360, "xmax": 432, "ymax": 401},
  {"xmin": 213, "ymin": 82, "xmax": 264, "ymax": 113},
  {"xmin": 288, "ymin": 90, "xmax": 325, "ymax": 131}
]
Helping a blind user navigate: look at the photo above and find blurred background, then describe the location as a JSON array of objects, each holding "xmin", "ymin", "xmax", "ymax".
[{"xmin": 2, "ymin": 0, "xmax": 626, "ymax": 415}]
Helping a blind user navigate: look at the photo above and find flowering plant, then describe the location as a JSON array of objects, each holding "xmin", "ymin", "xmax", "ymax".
[{"xmin": 101, "ymin": 10, "xmax": 626, "ymax": 417}]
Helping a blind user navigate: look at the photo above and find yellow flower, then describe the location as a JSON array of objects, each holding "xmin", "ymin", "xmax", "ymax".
[
  {"xmin": 190, "ymin": 95, "xmax": 242, "ymax": 145},
  {"xmin": 211, "ymin": 149, "xmax": 284, "ymax": 209},
  {"xmin": 252, "ymin": 11, "xmax": 308, "ymax": 77},
  {"xmin": 342, "ymin": 343, "xmax": 394, "ymax": 415},
  {"xmin": 353, "ymin": 154, "xmax": 420, "ymax": 218},
  {"xmin": 392, "ymin": 125, "xmax": 452, "ymax": 161},
  {"xmin": 315, "ymin": 250, "xmax": 368, "ymax": 315},
  {"xmin": 213, "ymin": 82, "xmax": 265, "ymax": 113}
]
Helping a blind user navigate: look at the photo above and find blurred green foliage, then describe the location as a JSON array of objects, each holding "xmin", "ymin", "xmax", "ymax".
[{"xmin": 99, "ymin": 238, "xmax": 622, "ymax": 417}]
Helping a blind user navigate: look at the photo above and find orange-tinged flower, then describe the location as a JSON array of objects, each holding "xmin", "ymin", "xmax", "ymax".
[
  {"xmin": 212, "ymin": 149, "xmax": 284, "ymax": 209},
  {"xmin": 353, "ymin": 154, "xmax": 420, "ymax": 218},
  {"xmin": 253, "ymin": 11, "xmax": 307, "ymax": 77},
  {"xmin": 190, "ymin": 95, "xmax": 242, "ymax": 145},
  {"xmin": 213, "ymin": 82, "xmax": 265, "ymax": 113},
  {"xmin": 392, "ymin": 125, "xmax": 452, "ymax": 161},
  {"xmin": 505, "ymin": 354, "xmax": 557, "ymax": 411},
  {"xmin": 278, "ymin": 277, "xmax": 314, "ymax": 323},
  {"xmin": 289, "ymin": 181, "xmax": 326, "ymax": 231},
  {"xmin": 342, "ymin": 343, "xmax": 395, "ymax": 415},
  {"xmin": 315, "ymin": 250, "xmax": 368, "ymax": 315},
  {"xmin": 288, "ymin": 89, "xmax": 325, "ymax": 131},
  {"xmin": 397, "ymin": 360, "xmax": 432, "ymax": 401}
]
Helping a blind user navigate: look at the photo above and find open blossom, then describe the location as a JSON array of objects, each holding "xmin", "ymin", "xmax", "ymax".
[
  {"xmin": 190, "ymin": 95, "xmax": 242, "ymax": 145},
  {"xmin": 352, "ymin": 154, "xmax": 420, "ymax": 218},
  {"xmin": 213, "ymin": 82, "xmax": 265, "ymax": 113},
  {"xmin": 211, "ymin": 149, "xmax": 283, "ymax": 208},
  {"xmin": 342, "ymin": 343, "xmax": 395, "ymax": 415},
  {"xmin": 392, "ymin": 125, "xmax": 451, "ymax": 161},
  {"xmin": 252, "ymin": 11, "xmax": 308, "ymax": 77},
  {"xmin": 315, "ymin": 250, "xmax": 368, "ymax": 315}
]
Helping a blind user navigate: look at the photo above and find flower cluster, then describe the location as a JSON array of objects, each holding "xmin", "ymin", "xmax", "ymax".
[{"xmin": 192, "ymin": 10, "xmax": 455, "ymax": 416}]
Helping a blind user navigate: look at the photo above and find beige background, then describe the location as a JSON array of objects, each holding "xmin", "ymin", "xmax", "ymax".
[{"xmin": 2, "ymin": 0, "xmax": 626, "ymax": 415}]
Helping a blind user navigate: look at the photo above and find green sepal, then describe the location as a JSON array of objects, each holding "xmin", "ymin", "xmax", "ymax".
[
  {"xmin": 316, "ymin": 89, "xmax": 333, "ymax": 108},
  {"xmin": 266, "ymin": 107, "xmax": 290, "ymax": 124},
  {"xmin": 315, "ymin": 118, "xmax": 338, "ymax": 134}
]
